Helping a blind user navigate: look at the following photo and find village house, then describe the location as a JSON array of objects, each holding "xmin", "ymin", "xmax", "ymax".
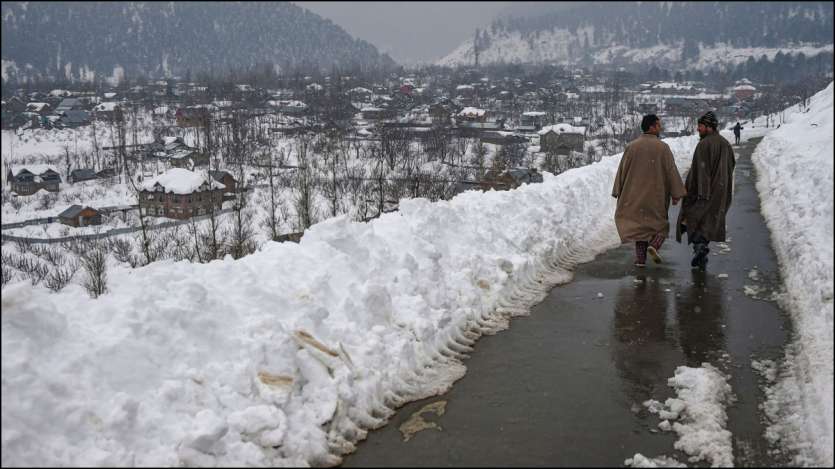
[
  {"xmin": 1, "ymin": 97, "xmax": 28, "ymax": 129},
  {"xmin": 479, "ymin": 131, "xmax": 528, "ymax": 146},
  {"xmin": 267, "ymin": 100, "xmax": 308, "ymax": 115},
  {"xmin": 94, "ymin": 102, "xmax": 122, "ymax": 121},
  {"xmin": 7, "ymin": 165, "xmax": 62, "ymax": 195},
  {"xmin": 68, "ymin": 168, "xmax": 98, "ymax": 184},
  {"xmin": 149, "ymin": 136, "xmax": 209, "ymax": 170},
  {"xmin": 96, "ymin": 168, "xmax": 118, "ymax": 180},
  {"xmin": 480, "ymin": 167, "xmax": 543, "ymax": 191},
  {"xmin": 58, "ymin": 109, "xmax": 91, "ymax": 128},
  {"xmin": 455, "ymin": 107, "xmax": 504, "ymax": 135},
  {"xmin": 55, "ymin": 98, "xmax": 85, "ymax": 113},
  {"xmin": 429, "ymin": 103, "xmax": 454, "ymax": 126},
  {"xmin": 26, "ymin": 102, "xmax": 52, "ymax": 115},
  {"xmin": 361, "ymin": 106, "xmax": 396, "ymax": 121},
  {"xmin": 733, "ymin": 83, "xmax": 756, "ymax": 100},
  {"xmin": 638, "ymin": 102, "xmax": 659, "ymax": 114},
  {"xmin": 208, "ymin": 170, "xmax": 237, "ymax": 193},
  {"xmin": 305, "ymin": 83, "xmax": 324, "ymax": 97},
  {"xmin": 58, "ymin": 205, "xmax": 102, "ymax": 227},
  {"xmin": 664, "ymin": 97, "xmax": 708, "ymax": 115},
  {"xmin": 538, "ymin": 123, "xmax": 587, "ymax": 155},
  {"xmin": 519, "ymin": 111, "xmax": 547, "ymax": 131},
  {"xmin": 175, "ymin": 106, "xmax": 211, "ymax": 127},
  {"xmin": 138, "ymin": 168, "xmax": 225, "ymax": 220},
  {"xmin": 456, "ymin": 107, "xmax": 488, "ymax": 123},
  {"xmin": 348, "ymin": 87, "xmax": 373, "ymax": 102}
]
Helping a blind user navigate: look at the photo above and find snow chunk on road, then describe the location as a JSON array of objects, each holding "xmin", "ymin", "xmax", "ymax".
[
  {"xmin": 667, "ymin": 364, "xmax": 734, "ymax": 467},
  {"xmin": 634, "ymin": 363, "xmax": 734, "ymax": 467}
]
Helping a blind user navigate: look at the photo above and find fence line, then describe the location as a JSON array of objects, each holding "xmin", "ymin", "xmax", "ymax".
[
  {"xmin": 1, "ymin": 208, "xmax": 234, "ymax": 244},
  {"xmin": 1, "ymin": 205, "xmax": 138, "ymax": 231}
]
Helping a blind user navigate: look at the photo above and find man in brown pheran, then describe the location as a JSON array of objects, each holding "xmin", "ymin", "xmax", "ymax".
[
  {"xmin": 612, "ymin": 115, "xmax": 687, "ymax": 267},
  {"xmin": 675, "ymin": 111, "xmax": 736, "ymax": 270}
]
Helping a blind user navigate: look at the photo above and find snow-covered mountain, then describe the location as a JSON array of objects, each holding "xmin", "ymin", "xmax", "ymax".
[
  {"xmin": 0, "ymin": 2, "xmax": 396, "ymax": 84},
  {"xmin": 438, "ymin": 2, "xmax": 834, "ymax": 70}
]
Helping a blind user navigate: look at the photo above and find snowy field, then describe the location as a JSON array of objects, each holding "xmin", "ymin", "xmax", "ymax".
[
  {"xmin": 750, "ymin": 82, "xmax": 834, "ymax": 467},
  {"xmin": 2, "ymin": 131, "xmax": 710, "ymax": 466}
]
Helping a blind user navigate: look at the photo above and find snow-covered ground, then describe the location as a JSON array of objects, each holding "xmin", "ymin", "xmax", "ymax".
[
  {"xmin": 1, "ymin": 89, "xmax": 829, "ymax": 466},
  {"xmin": 2, "ymin": 132, "xmax": 711, "ymax": 466},
  {"xmin": 750, "ymin": 82, "xmax": 834, "ymax": 467}
]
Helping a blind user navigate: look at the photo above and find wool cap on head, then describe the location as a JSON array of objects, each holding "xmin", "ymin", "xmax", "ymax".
[{"xmin": 698, "ymin": 111, "xmax": 718, "ymax": 129}]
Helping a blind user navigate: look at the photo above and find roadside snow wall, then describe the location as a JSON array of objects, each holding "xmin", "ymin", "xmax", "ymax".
[
  {"xmin": 2, "ymin": 135, "xmax": 705, "ymax": 466},
  {"xmin": 751, "ymin": 82, "xmax": 834, "ymax": 467}
]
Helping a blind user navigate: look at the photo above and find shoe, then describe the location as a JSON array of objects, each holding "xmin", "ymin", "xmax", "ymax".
[
  {"xmin": 647, "ymin": 246, "xmax": 662, "ymax": 264},
  {"xmin": 691, "ymin": 244, "xmax": 709, "ymax": 269}
]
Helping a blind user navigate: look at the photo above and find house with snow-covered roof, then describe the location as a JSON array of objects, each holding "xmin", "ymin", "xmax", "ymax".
[
  {"xmin": 267, "ymin": 100, "xmax": 308, "ymax": 115},
  {"xmin": 138, "ymin": 168, "xmax": 225, "ymax": 219},
  {"xmin": 519, "ymin": 111, "xmax": 548, "ymax": 131},
  {"xmin": 348, "ymin": 87, "xmax": 373, "ymax": 102},
  {"xmin": 732, "ymin": 84, "xmax": 756, "ymax": 100},
  {"xmin": 456, "ymin": 107, "xmax": 488, "ymax": 122},
  {"xmin": 94, "ymin": 102, "xmax": 122, "ymax": 121},
  {"xmin": 7, "ymin": 165, "xmax": 62, "ymax": 195},
  {"xmin": 25, "ymin": 102, "xmax": 51, "ymax": 115},
  {"xmin": 538, "ymin": 123, "xmax": 586, "ymax": 156}
]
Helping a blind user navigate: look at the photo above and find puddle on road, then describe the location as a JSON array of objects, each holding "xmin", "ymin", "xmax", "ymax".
[
  {"xmin": 742, "ymin": 266, "xmax": 784, "ymax": 302},
  {"xmin": 399, "ymin": 400, "xmax": 447, "ymax": 442}
]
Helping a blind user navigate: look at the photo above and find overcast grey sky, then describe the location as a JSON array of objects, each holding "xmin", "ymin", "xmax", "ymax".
[{"xmin": 294, "ymin": 2, "xmax": 511, "ymax": 65}]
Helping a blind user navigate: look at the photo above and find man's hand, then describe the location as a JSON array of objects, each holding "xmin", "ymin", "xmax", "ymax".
[{"xmin": 672, "ymin": 197, "xmax": 680, "ymax": 205}]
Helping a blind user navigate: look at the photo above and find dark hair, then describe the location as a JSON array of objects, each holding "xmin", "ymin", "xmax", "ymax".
[{"xmin": 641, "ymin": 114, "xmax": 659, "ymax": 133}]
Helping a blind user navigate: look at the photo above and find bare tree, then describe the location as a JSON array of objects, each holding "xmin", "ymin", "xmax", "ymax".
[
  {"xmin": 63, "ymin": 145, "xmax": 72, "ymax": 182},
  {"xmin": 188, "ymin": 215, "xmax": 205, "ymax": 263},
  {"xmin": 320, "ymin": 132, "xmax": 344, "ymax": 218},
  {"xmin": 260, "ymin": 148, "xmax": 287, "ymax": 241},
  {"xmin": 80, "ymin": 241, "xmax": 108, "ymax": 298},
  {"xmin": 90, "ymin": 118, "xmax": 101, "ymax": 170},
  {"xmin": 108, "ymin": 237, "xmax": 139, "ymax": 267},
  {"xmin": 201, "ymin": 188, "xmax": 225, "ymax": 262},
  {"xmin": 471, "ymin": 138, "xmax": 488, "ymax": 174},
  {"xmin": 1, "ymin": 259, "xmax": 14, "ymax": 287},
  {"xmin": 44, "ymin": 259, "xmax": 79, "ymax": 292},
  {"xmin": 124, "ymin": 161, "xmax": 157, "ymax": 265},
  {"xmin": 293, "ymin": 134, "xmax": 317, "ymax": 230}
]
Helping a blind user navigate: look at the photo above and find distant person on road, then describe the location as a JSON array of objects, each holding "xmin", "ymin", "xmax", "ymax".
[
  {"xmin": 732, "ymin": 121, "xmax": 744, "ymax": 145},
  {"xmin": 612, "ymin": 114, "xmax": 686, "ymax": 267},
  {"xmin": 676, "ymin": 111, "xmax": 736, "ymax": 270}
]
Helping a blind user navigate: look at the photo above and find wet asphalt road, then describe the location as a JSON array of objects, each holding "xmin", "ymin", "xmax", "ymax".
[{"xmin": 343, "ymin": 138, "xmax": 793, "ymax": 467}]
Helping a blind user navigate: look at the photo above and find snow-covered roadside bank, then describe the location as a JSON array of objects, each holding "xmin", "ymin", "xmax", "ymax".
[
  {"xmin": 2, "ymin": 133, "xmax": 709, "ymax": 466},
  {"xmin": 750, "ymin": 82, "xmax": 834, "ymax": 467}
]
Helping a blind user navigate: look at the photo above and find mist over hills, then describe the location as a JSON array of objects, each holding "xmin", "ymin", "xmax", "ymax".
[
  {"xmin": 439, "ymin": 2, "xmax": 834, "ymax": 70},
  {"xmin": 1, "ymin": 1, "xmax": 397, "ymax": 84}
]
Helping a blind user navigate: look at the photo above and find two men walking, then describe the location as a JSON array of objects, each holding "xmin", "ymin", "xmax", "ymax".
[{"xmin": 612, "ymin": 111, "xmax": 735, "ymax": 270}]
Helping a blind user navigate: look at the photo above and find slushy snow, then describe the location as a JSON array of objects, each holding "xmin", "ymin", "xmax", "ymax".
[{"xmin": 634, "ymin": 364, "xmax": 735, "ymax": 467}]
